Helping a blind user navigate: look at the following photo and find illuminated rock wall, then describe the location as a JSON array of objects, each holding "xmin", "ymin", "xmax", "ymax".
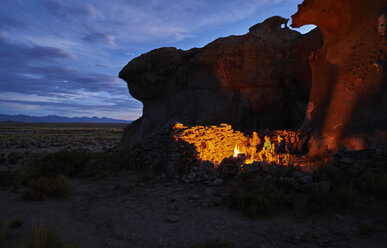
[
  {"xmin": 132, "ymin": 124, "xmax": 308, "ymax": 175},
  {"xmin": 173, "ymin": 124, "xmax": 248, "ymax": 165},
  {"xmin": 292, "ymin": 0, "xmax": 387, "ymax": 152}
]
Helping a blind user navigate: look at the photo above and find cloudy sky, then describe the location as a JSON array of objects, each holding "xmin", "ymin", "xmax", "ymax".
[{"xmin": 0, "ymin": 0, "xmax": 314, "ymax": 121}]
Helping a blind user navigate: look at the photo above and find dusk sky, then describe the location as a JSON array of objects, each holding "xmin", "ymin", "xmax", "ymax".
[{"xmin": 0, "ymin": 0, "xmax": 315, "ymax": 121}]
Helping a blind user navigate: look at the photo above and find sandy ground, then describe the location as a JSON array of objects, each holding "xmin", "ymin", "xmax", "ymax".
[{"xmin": 1, "ymin": 172, "xmax": 386, "ymax": 248}]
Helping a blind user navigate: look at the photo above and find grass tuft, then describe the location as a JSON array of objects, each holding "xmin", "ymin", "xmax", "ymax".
[
  {"xmin": 20, "ymin": 220, "xmax": 79, "ymax": 248},
  {"xmin": 23, "ymin": 175, "xmax": 68, "ymax": 201}
]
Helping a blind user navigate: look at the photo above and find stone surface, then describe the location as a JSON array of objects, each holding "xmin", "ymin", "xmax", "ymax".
[
  {"xmin": 166, "ymin": 215, "xmax": 179, "ymax": 223},
  {"xmin": 292, "ymin": 0, "xmax": 387, "ymax": 153},
  {"xmin": 212, "ymin": 178, "xmax": 224, "ymax": 186},
  {"xmin": 119, "ymin": 17, "xmax": 322, "ymax": 145},
  {"xmin": 340, "ymin": 157, "xmax": 355, "ymax": 165},
  {"xmin": 204, "ymin": 187, "xmax": 216, "ymax": 197},
  {"xmin": 296, "ymin": 175, "xmax": 312, "ymax": 184}
]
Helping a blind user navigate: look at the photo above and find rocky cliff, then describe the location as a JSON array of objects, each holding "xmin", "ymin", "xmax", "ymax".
[
  {"xmin": 119, "ymin": 16, "xmax": 322, "ymax": 145},
  {"xmin": 292, "ymin": 0, "xmax": 387, "ymax": 153}
]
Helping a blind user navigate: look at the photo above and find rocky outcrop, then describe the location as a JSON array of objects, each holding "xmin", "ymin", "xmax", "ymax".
[
  {"xmin": 291, "ymin": 0, "xmax": 387, "ymax": 153},
  {"xmin": 119, "ymin": 16, "xmax": 322, "ymax": 145}
]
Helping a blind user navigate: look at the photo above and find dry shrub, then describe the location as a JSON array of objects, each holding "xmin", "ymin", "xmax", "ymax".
[
  {"xmin": 2, "ymin": 147, "xmax": 133, "ymax": 201},
  {"xmin": 9, "ymin": 218, "xmax": 24, "ymax": 229},
  {"xmin": 360, "ymin": 175, "xmax": 387, "ymax": 200},
  {"xmin": 0, "ymin": 170, "xmax": 15, "ymax": 187},
  {"xmin": 20, "ymin": 220, "xmax": 79, "ymax": 248},
  {"xmin": 29, "ymin": 147, "xmax": 134, "ymax": 179},
  {"xmin": 229, "ymin": 172, "xmax": 293, "ymax": 218},
  {"xmin": 358, "ymin": 223, "xmax": 377, "ymax": 236},
  {"xmin": 307, "ymin": 186, "xmax": 330, "ymax": 210},
  {"xmin": 23, "ymin": 175, "xmax": 68, "ymax": 201},
  {"xmin": 331, "ymin": 185, "xmax": 358, "ymax": 207},
  {"xmin": 307, "ymin": 185, "xmax": 358, "ymax": 210}
]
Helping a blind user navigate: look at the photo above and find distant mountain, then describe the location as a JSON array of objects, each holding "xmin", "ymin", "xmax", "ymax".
[{"xmin": 0, "ymin": 114, "xmax": 132, "ymax": 124}]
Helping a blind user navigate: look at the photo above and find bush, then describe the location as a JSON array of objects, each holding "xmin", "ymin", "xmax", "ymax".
[
  {"xmin": 80, "ymin": 147, "xmax": 134, "ymax": 178},
  {"xmin": 20, "ymin": 221, "xmax": 79, "ymax": 248},
  {"xmin": 229, "ymin": 172, "xmax": 293, "ymax": 218},
  {"xmin": 2, "ymin": 147, "xmax": 134, "ymax": 201},
  {"xmin": 331, "ymin": 186, "xmax": 358, "ymax": 208},
  {"xmin": 0, "ymin": 157, "xmax": 6, "ymax": 164},
  {"xmin": 9, "ymin": 218, "xmax": 24, "ymax": 229},
  {"xmin": 360, "ymin": 175, "xmax": 387, "ymax": 200},
  {"xmin": 23, "ymin": 175, "xmax": 68, "ymax": 201},
  {"xmin": 307, "ymin": 186, "xmax": 330, "ymax": 210},
  {"xmin": 29, "ymin": 150, "xmax": 93, "ymax": 178},
  {"xmin": 8, "ymin": 152, "xmax": 24, "ymax": 164},
  {"xmin": 191, "ymin": 238, "xmax": 234, "ymax": 248},
  {"xmin": 307, "ymin": 185, "xmax": 358, "ymax": 210},
  {"xmin": 0, "ymin": 170, "xmax": 15, "ymax": 187},
  {"xmin": 358, "ymin": 223, "xmax": 377, "ymax": 236},
  {"xmin": 28, "ymin": 147, "xmax": 134, "ymax": 179}
]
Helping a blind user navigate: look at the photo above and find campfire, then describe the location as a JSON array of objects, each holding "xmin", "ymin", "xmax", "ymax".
[{"xmin": 173, "ymin": 123, "xmax": 303, "ymax": 167}]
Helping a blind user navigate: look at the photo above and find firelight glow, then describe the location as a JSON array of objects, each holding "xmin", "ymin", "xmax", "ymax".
[
  {"xmin": 233, "ymin": 144, "xmax": 243, "ymax": 158},
  {"xmin": 174, "ymin": 123, "xmax": 294, "ymax": 166}
]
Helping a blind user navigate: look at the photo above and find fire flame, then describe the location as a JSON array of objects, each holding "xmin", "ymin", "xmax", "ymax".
[
  {"xmin": 173, "ymin": 123, "xmax": 294, "ymax": 166},
  {"xmin": 233, "ymin": 144, "xmax": 242, "ymax": 157}
]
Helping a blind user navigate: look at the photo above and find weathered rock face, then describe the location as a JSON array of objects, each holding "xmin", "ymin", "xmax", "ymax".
[
  {"xmin": 292, "ymin": 0, "xmax": 387, "ymax": 153},
  {"xmin": 120, "ymin": 16, "xmax": 322, "ymax": 145}
]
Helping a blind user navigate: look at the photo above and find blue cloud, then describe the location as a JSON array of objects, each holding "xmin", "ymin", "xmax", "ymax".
[
  {"xmin": 83, "ymin": 31, "xmax": 115, "ymax": 46},
  {"xmin": 42, "ymin": 0, "xmax": 96, "ymax": 22},
  {"xmin": 0, "ymin": 34, "xmax": 124, "ymax": 96},
  {"xmin": 0, "ymin": 16, "xmax": 26, "ymax": 30}
]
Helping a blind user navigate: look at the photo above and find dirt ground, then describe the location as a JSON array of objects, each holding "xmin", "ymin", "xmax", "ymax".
[{"xmin": 1, "ymin": 171, "xmax": 386, "ymax": 248}]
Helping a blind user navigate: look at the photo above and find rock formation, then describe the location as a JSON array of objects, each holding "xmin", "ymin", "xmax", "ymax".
[
  {"xmin": 119, "ymin": 16, "xmax": 322, "ymax": 145},
  {"xmin": 291, "ymin": 0, "xmax": 387, "ymax": 153}
]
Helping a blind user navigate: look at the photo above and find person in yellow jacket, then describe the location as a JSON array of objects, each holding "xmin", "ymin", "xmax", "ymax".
[{"xmin": 258, "ymin": 135, "xmax": 274, "ymax": 161}]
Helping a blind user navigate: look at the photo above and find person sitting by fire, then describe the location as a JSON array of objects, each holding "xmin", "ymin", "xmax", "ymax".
[
  {"xmin": 258, "ymin": 135, "xmax": 274, "ymax": 161},
  {"xmin": 274, "ymin": 135, "xmax": 291, "ymax": 164},
  {"xmin": 283, "ymin": 131, "xmax": 290, "ymax": 154},
  {"xmin": 274, "ymin": 135, "xmax": 285, "ymax": 164},
  {"xmin": 248, "ymin": 131, "xmax": 261, "ymax": 159},
  {"xmin": 275, "ymin": 135, "xmax": 286, "ymax": 154}
]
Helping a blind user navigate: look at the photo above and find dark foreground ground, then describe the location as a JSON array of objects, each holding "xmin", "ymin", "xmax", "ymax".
[{"xmin": 0, "ymin": 123, "xmax": 386, "ymax": 248}]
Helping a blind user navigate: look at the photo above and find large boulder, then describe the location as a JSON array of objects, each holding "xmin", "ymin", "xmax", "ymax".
[
  {"xmin": 119, "ymin": 16, "xmax": 322, "ymax": 145},
  {"xmin": 291, "ymin": 0, "xmax": 387, "ymax": 153}
]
